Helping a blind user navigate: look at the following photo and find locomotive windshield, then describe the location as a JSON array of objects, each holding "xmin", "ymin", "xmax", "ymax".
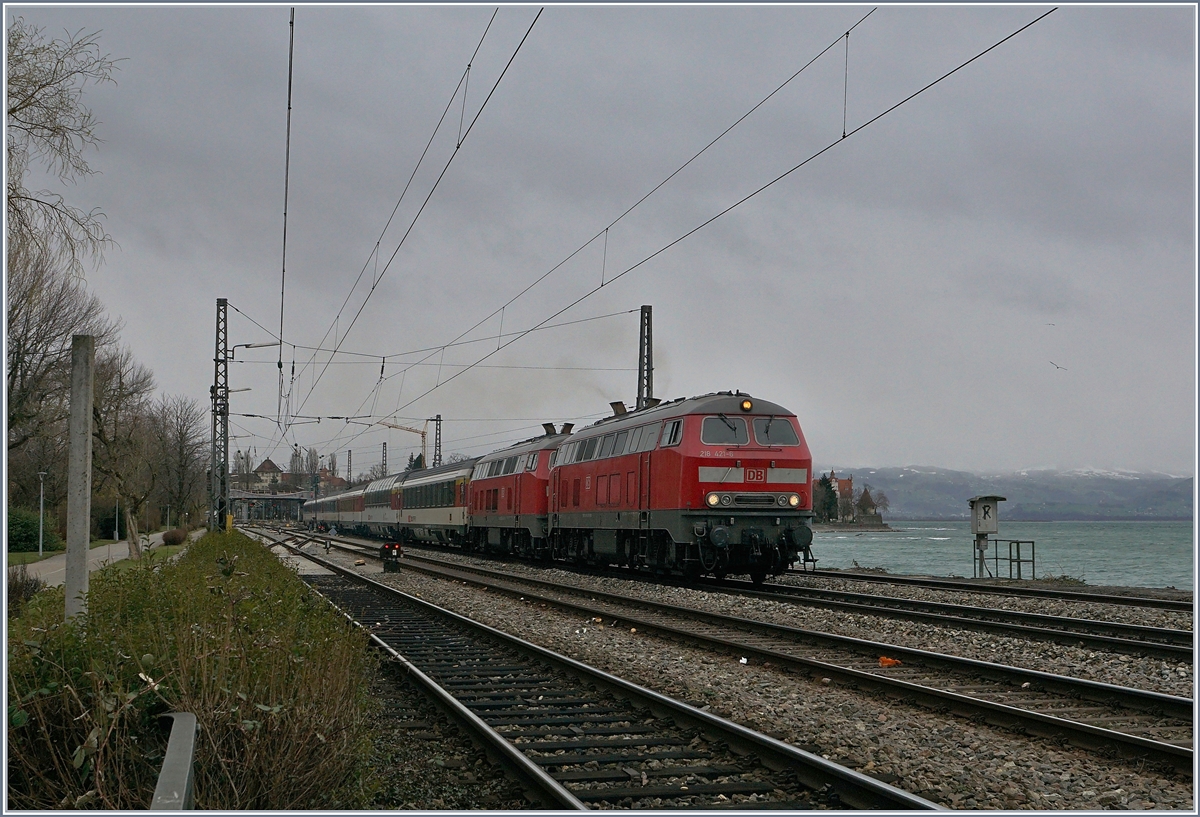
[
  {"xmin": 701, "ymin": 415, "xmax": 749, "ymax": 445},
  {"xmin": 753, "ymin": 417, "xmax": 800, "ymax": 446}
]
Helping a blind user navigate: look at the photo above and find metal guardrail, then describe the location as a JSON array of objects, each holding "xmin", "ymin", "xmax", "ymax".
[{"xmin": 150, "ymin": 712, "xmax": 199, "ymax": 810}]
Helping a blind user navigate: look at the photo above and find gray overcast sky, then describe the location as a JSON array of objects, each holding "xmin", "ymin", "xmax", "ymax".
[{"xmin": 10, "ymin": 4, "xmax": 1196, "ymax": 477}]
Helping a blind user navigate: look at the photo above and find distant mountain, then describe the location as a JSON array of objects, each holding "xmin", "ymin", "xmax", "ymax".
[{"xmin": 818, "ymin": 466, "xmax": 1194, "ymax": 521}]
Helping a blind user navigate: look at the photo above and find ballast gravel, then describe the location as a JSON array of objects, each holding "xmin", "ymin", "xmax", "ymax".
[
  {"xmin": 314, "ymin": 547, "xmax": 1194, "ymax": 810},
  {"xmin": 393, "ymin": 548, "xmax": 1195, "ymax": 697}
]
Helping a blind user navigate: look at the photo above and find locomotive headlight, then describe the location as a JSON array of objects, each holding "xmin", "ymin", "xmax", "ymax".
[
  {"xmin": 706, "ymin": 492, "xmax": 720, "ymax": 507},
  {"xmin": 777, "ymin": 494, "xmax": 789, "ymax": 507},
  {"xmin": 789, "ymin": 494, "xmax": 800, "ymax": 507},
  {"xmin": 720, "ymin": 494, "xmax": 733, "ymax": 507}
]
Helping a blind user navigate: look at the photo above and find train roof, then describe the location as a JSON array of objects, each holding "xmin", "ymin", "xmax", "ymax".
[
  {"xmin": 476, "ymin": 432, "xmax": 572, "ymax": 464},
  {"xmin": 569, "ymin": 392, "xmax": 793, "ymax": 438}
]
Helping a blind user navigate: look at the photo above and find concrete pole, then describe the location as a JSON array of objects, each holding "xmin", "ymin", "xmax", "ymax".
[
  {"xmin": 65, "ymin": 335, "xmax": 95, "ymax": 620},
  {"xmin": 37, "ymin": 471, "xmax": 46, "ymax": 557}
]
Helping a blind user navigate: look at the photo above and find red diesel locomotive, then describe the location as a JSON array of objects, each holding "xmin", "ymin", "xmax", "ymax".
[
  {"xmin": 302, "ymin": 391, "xmax": 815, "ymax": 583},
  {"xmin": 545, "ymin": 391, "xmax": 813, "ymax": 583}
]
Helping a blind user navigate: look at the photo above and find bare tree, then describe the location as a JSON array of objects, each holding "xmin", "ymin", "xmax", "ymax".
[
  {"xmin": 152, "ymin": 394, "xmax": 206, "ymax": 529},
  {"xmin": 233, "ymin": 449, "xmax": 257, "ymax": 491},
  {"xmin": 288, "ymin": 445, "xmax": 304, "ymax": 487},
  {"xmin": 6, "ymin": 237, "xmax": 117, "ymax": 453},
  {"xmin": 873, "ymin": 490, "xmax": 890, "ymax": 514},
  {"xmin": 445, "ymin": 452, "xmax": 470, "ymax": 463},
  {"xmin": 327, "ymin": 451, "xmax": 337, "ymax": 478},
  {"xmin": 91, "ymin": 347, "xmax": 156, "ymax": 559},
  {"xmin": 305, "ymin": 446, "xmax": 319, "ymax": 477},
  {"xmin": 362, "ymin": 462, "xmax": 388, "ymax": 482},
  {"xmin": 7, "ymin": 18, "xmax": 120, "ymax": 273}
]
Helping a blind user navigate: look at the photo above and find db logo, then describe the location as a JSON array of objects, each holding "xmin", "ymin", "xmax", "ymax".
[{"xmin": 746, "ymin": 468, "xmax": 766, "ymax": 482}]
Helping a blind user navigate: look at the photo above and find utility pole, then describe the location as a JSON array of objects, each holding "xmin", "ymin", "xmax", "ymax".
[
  {"xmin": 37, "ymin": 471, "xmax": 46, "ymax": 558},
  {"xmin": 433, "ymin": 414, "xmax": 442, "ymax": 467},
  {"xmin": 209, "ymin": 298, "xmax": 229, "ymax": 532},
  {"xmin": 65, "ymin": 335, "xmax": 94, "ymax": 620},
  {"xmin": 346, "ymin": 449, "xmax": 352, "ymax": 486},
  {"xmin": 636, "ymin": 304, "xmax": 653, "ymax": 410},
  {"xmin": 381, "ymin": 441, "xmax": 387, "ymax": 474}
]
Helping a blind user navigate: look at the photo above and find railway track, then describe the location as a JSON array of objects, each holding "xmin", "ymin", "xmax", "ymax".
[
  {"xmin": 253, "ymin": 527, "xmax": 938, "ymax": 810},
  {"xmin": 791, "ymin": 569, "xmax": 1194, "ymax": 613},
  {"xmin": 318, "ymin": 540, "xmax": 1194, "ymax": 776},
  {"xmin": 701, "ymin": 576, "xmax": 1193, "ymax": 659},
  {"xmin": 291, "ymin": 527, "xmax": 1193, "ymax": 659}
]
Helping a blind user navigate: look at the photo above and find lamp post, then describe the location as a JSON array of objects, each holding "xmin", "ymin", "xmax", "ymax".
[{"xmin": 37, "ymin": 471, "xmax": 46, "ymax": 557}]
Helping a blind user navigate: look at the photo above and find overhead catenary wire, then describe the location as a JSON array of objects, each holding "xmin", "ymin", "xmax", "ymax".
[
  {"xmin": 382, "ymin": 6, "xmax": 1058, "ymax": 419},
  {"xmin": 240, "ymin": 8, "xmax": 1054, "ymax": 467},
  {"xmin": 290, "ymin": 8, "xmax": 542, "ymax": 427},
  {"xmin": 263, "ymin": 8, "xmax": 872, "ymax": 451},
  {"xmin": 331, "ymin": 9, "xmax": 880, "ymax": 433},
  {"xmin": 402, "ymin": 8, "xmax": 879, "ymax": 391}
]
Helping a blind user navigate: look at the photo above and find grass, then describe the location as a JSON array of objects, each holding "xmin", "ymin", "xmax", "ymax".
[
  {"xmin": 7, "ymin": 530, "xmax": 378, "ymax": 809},
  {"xmin": 99, "ymin": 545, "xmax": 186, "ymax": 573},
  {"xmin": 7, "ymin": 550, "xmax": 57, "ymax": 566}
]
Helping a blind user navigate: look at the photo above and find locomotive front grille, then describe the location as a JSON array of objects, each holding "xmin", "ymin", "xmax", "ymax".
[{"xmin": 733, "ymin": 494, "xmax": 777, "ymax": 506}]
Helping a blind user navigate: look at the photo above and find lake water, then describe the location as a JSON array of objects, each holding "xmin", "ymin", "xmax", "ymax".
[{"xmin": 812, "ymin": 520, "xmax": 1195, "ymax": 591}]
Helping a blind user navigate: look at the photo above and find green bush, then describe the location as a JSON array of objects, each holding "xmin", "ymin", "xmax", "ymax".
[
  {"xmin": 7, "ymin": 506, "xmax": 64, "ymax": 552},
  {"xmin": 7, "ymin": 531, "xmax": 378, "ymax": 809}
]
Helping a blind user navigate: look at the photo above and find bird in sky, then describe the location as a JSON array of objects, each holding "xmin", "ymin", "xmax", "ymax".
[{"xmin": 1050, "ymin": 361, "xmax": 1067, "ymax": 370}]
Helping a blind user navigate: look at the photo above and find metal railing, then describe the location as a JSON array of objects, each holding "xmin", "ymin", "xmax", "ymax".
[
  {"xmin": 974, "ymin": 538, "xmax": 1036, "ymax": 579},
  {"xmin": 150, "ymin": 712, "xmax": 199, "ymax": 810}
]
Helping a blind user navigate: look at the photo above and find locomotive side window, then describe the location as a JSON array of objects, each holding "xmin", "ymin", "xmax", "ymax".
[
  {"xmin": 701, "ymin": 416, "xmax": 748, "ymax": 445},
  {"xmin": 637, "ymin": 422, "xmax": 662, "ymax": 451},
  {"xmin": 613, "ymin": 430, "xmax": 629, "ymax": 456},
  {"xmin": 548, "ymin": 450, "xmax": 558, "ymax": 468},
  {"xmin": 661, "ymin": 419, "xmax": 684, "ymax": 447},
  {"xmin": 598, "ymin": 433, "xmax": 616, "ymax": 459},
  {"xmin": 753, "ymin": 417, "xmax": 800, "ymax": 446},
  {"xmin": 502, "ymin": 456, "xmax": 519, "ymax": 475},
  {"xmin": 582, "ymin": 437, "xmax": 599, "ymax": 461},
  {"xmin": 526, "ymin": 451, "xmax": 539, "ymax": 471}
]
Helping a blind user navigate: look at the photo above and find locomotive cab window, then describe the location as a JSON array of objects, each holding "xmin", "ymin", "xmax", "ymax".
[
  {"xmin": 661, "ymin": 419, "xmax": 684, "ymax": 447},
  {"xmin": 701, "ymin": 415, "xmax": 748, "ymax": 445},
  {"xmin": 526, "ymin": 451, "xmax": 539, "ymax": 471},
  {"xmin": 753, "ymin": 417, "xmax": 800, "ymax": 446}
]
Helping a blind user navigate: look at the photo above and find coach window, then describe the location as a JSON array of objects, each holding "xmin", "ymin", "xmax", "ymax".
[
  {"xmin": 661, "ymin": 419, "xmax": 684, "ymax": 447},
  {"xmin": 526, "ymin": 451, "xmax": 539, "ymax": 471},
  {"xmin": 582, "ymin": 437, "xmax": 599, "ymax": 461},
  {"xmin": 701, "ymin": 416, "xmax": 748, "ymax": 445},
  {"xmin": 598, "ymin": 433, "xmax": 617, "ymax": 459},
  {"xmin": 753, "ymin": 417, "xmax": 800, "ymax": 446}
]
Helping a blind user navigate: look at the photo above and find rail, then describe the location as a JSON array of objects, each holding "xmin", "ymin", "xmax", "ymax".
[{"xmin": 150, "ymin": 712, "xmax": 199, "ymax": 810}]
